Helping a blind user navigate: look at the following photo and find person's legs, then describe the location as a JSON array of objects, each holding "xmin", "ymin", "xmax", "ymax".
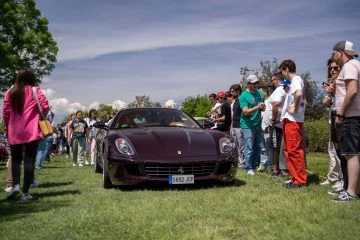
[
  {"xmin": 242, "ymin": 129, "xmax": 255, "ymax": 173},
  {"xmin": 232, "ymin": 128, "xmax": 244, "ymax": 167},
  {"xmin": 345, "ymin": 155, "xmax": 360, "ymax": 196},
  {"xmin": 283, "ymin": 119, "xmax": 306, "ymax": 185},
  {"xmin": 23, "ymin": 141, "xmax": 39, "ymax": 194},
  {"xmin": 77, "ymin": 137, "xmax": 86, "ymax": 166},
  {"xmin": 90, "ymin": 137, "xmax": 96, "ymax": 165},
  {"xmin": 72, "ymin": 138, "xmax": 78, "ymax": 165},
  {"xmin": 10, "ymin": 144, "xmax": 23, "ymax": 186},
  {"xmin": 35, "ymin": 139, "xmax": 46, "ymax": 169},
  {"xmin": 259, "ymin": 130, "xmax": 271, "ymax": 170},
  {"xmin": 43, "ymin": 136, "xmax": 53, "ymax": 161},
  {"xmin": 326, "ymin": 140, "xmax": 342, "ymax": 182}
]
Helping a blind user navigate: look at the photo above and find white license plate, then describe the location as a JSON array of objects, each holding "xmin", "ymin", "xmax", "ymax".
[{"xmin": 168, "ymin": 175, "xmax": 194, "ymax": 184}]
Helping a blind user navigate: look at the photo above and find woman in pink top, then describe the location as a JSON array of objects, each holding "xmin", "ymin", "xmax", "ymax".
[{"xmin": 2, "ymin": 70, "xmax": 49, "ymax": 201}]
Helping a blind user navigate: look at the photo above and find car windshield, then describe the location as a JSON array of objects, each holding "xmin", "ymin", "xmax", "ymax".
[{"xmin": 112, "ymin": 108, "xmax": 200, "ymax": 129}]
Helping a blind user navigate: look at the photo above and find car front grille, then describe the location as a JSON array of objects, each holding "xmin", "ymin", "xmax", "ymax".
[{"xmin": 144, "ymin": 162, "xmax": 215, "ymax": 177}]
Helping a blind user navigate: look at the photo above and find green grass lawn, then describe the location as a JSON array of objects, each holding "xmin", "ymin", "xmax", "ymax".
[{"xmin": 0, "ymin": 153, "xmax": 359, "ymax": 240}]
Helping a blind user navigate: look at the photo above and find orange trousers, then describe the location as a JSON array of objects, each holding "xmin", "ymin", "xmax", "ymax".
[{"xmin": 283, "ymin": 119, "xmax": 307, "ymax": 185}]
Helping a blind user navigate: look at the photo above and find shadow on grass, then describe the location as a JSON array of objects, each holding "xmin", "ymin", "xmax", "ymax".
[
  {"xmin": 38, "ymin": 181, "xmax": 74, "ymax": 188},
  {"xmin": 117, "ymin": 179, "xmax": 246, "ymax": 192},
  {"xmin": 32, "ymin": 189, "xmax": 81, "ymax": 198},
  {"xmin": 307, "ymin": 172, "xmax": 321, "ymax": 186},
  {"xmin": 0, "ymin": 198, "xmax": 73, "ymax": 221}
]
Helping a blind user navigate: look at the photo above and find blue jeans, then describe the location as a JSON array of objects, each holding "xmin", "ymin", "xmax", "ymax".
[
  {"xmin": 35, "ymin": 139, "xmax": 46, "ymax": 169},
  {"xmin": 243, "ymin": 128, "xmax": 268, "ymax": 171},
  {"xmin": 43, "ymin": 136, "xmax": 54, "ymax": 161},
  {"xmin": 260, "ymin": 131, "xmax": 273, "ymax": 168}
]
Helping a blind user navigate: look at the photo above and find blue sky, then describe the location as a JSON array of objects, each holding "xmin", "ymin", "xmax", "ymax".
[{"xmin": 32, "ymin": 0, "xmax": 360, "ymax": 122}]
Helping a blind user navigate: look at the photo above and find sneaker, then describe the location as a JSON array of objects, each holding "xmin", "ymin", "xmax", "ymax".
[
  {"xmin": 72, "ymin": 163, "xmax": 76, "ymax": 167},
  {"xmin": 332, "ymin": 191, "xmax": 359, "ymax": 203},
  {"xmin": 247, "ymin": 170, "xmax": 255, "ymax": 176},
  {"xmin": 7, "ymin": 184, "xmax": 20, "ymax": 199},
  {"xmin": 20, "ymin": 193, "xmax": 33, "ymax": 201},
  {"xmin": 284, "ymin": 179, "xmax": 292, "ymax": 184},
  {"xmin": 332, "ymin": 180, "xmax": 343, "ymax": 189},
  {"xmin": 78, "ymin": 164, "xmax": 83, "ymax": 167},
  {"xmin": 91, "ymin": 161, "xmax": 95, "ymax": 166},
  {"xmin": 320, "ymin": 179, "xmax": 331, "ymax": 185},
  {"xmin": 256, "ymin": 165, "xmax": 266, "ymax": 172},
  {"xmin": 285, "ymin": 182, "xmax": 304, "ymax": 189},
  {"xmin": 30, "ymin": 182, "xmax": 40, "ymax": 188},
  {"xmin": 328, "ymin": 188, "xmax": 345, "ymax": 196},
  {"xmin": 84, "ymin": 161, "xmax": 90, "ymax": 165},
  {"xmin": 4, "ymin": 186, "xmax": 13, "ymax": 193}
]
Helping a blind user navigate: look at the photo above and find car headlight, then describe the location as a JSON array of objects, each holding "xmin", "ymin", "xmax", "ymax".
[
  {"xmin": 115, "ymin": 138, "xmax": 135, "ymax": 156},
  {"xmin": 219, "ymin": 137, "xmax": 234, "ymax": 154}
]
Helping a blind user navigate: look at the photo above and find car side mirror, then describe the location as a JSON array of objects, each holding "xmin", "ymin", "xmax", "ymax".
[{"xmin": 93, "ymin": 121, "xmax": 110, "ymax": 131}]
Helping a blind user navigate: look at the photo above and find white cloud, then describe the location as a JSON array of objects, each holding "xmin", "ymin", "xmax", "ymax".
[
  {"xmin": 164, "ymin": 99, "xmax": 177, "ymax": 108},
  {"xmin": 112, "ymin": 100, "xmax": 128, "ymax": 110},
  {"xmin": 88, "ymin": 101, "xmax": 100, "ymax": 110},
  {"xmin": 41, "ymin": 88, "xmax": 56, "ymax": 99}
]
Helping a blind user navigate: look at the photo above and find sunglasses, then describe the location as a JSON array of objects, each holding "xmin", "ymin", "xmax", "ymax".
[
  {"xmin": 329, "ymin": 66, "xmax": 339, "ymax": 71},
  {"xmin": 249, "ymin": 82, "xmax": 259, "ymax": 85}
]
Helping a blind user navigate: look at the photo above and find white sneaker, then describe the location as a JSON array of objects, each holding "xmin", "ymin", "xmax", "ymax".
[
  {"xmin": 284, "ymin": 179, "xmax": 292, "ymax": 184},
  {"xmin": 30, "ymin": 182, "xmax": 40, "ymax": 188},
  {"xmin": 320, "ymin": 179, "xmax": 331, "ymax": 185},
  {"xmin": 256, "ymin": 166, "xmax": 266, "ymax": 172},
  {"xmin": 90, "ymin": 161, "xmax": 95, "ymax": 166},
  {"xmin": 72, "ymin": 163, "xmax": 76, "ymax": 167},
  {"xmin": 78, "ymin": 164, "xmax": 83, "ymax": 167},
  {"xmin": 4, "ymin": 186, "xmax": 13, "ymax": 193},
  {"xmin": 84, "ymin": 161, "xmax": 89, "ymax": 165},
  {"xmin": 7, "ymin": 184, "xmax": 20, "ymax": 198},
  {"xmin": 247, "ymin": 170, "xmax": 255, "ymax": 176},
  {"xmin": 332, "ymin": 180, "xmax": 343, "ymax": 189},
  {"xmin": 20, "ymin": 193, "xmax": 33, "ymax": 201}
]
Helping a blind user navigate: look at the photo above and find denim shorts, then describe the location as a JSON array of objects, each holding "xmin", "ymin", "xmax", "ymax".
[{"xmin": 336, "ymin": 117, "xmax": 360, "ymax": 155}]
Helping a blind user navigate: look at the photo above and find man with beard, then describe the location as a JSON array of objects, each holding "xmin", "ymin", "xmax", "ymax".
[{"xmin": 331, "ymin": 40, "xmax": 360, "ymax": 202}]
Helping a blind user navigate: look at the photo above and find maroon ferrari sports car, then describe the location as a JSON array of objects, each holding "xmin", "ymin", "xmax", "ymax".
[{"xmin": 93, "ymin": 108, "xmax": 237, "ymax": 188}]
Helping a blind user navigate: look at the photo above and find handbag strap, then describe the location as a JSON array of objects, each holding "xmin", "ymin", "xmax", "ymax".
[{"xmin": 32, "ymin": 87, "xmax": 45, "ymax": 120}]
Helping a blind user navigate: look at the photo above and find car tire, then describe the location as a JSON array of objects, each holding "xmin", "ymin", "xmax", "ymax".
[{"xmin": 103, "ymin": 160, "xmax": 113, "ymax": 189}]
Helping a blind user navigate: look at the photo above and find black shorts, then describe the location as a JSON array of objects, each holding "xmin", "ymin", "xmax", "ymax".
[
  {"xmin": 270, "ymin": 126, "xmax": 283, "ymax": 151},
  {"xmin": 336, "ymin": 117, "xmax": 360, "ymax": 156}
]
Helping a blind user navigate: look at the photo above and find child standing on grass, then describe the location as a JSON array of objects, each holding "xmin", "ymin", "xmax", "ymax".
[{"xmin": 68, "ymin": 110, "xmax": 88, "ymax": 167}]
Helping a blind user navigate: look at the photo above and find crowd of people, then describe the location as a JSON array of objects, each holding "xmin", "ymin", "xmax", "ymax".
[
  {"xmin": 1, "ymin": 40, "xmax": 360, "ymax": 203},
  {"xmin": 205, "ymin": 40, "xmax": 360, "ymax": 203}
]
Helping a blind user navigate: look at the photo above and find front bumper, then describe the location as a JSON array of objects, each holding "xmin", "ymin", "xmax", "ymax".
[{"xmin": 107, "ymin": 156, "xmax": 237, "ymax": 186}]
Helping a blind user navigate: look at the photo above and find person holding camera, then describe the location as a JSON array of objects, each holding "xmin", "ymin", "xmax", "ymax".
[{"xmin": 321, "ymin": 59, "xmax": 345, "ymax": 193}]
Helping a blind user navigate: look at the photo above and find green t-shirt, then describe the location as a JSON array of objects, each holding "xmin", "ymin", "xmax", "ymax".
[{"xmin": 239, "ymin": 89, "xmax": 264, "ymax": 129}]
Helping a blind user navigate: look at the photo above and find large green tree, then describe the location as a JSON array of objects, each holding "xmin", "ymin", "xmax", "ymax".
[
  {"xmin": 181, "ymin": 95, "xmax": 211, "ymax": 117},
  {"xmin": 0, "ymin": 0, "xmax": 58, "ymax": 96},
  {"xmin": 128, "ymin": 95, "xmax": 161, "ymax": 108}
]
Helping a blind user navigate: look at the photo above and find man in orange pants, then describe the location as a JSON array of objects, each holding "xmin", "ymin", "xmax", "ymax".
[{"xmin": 279, "ymin": 59, "xmax": 307, "ymax": 188}]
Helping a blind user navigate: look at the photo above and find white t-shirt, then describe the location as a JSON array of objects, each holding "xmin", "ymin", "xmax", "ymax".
[
  {"xmin": 280, "ymin": 75, "xmax": 306, "ymax": 123},
  {"xmin": 261, "ymin": 98, "xmax": 272, "ymax": 131},
  {"xmin": 84, "ymin": 117, "xmax": 99, "ymax": 137},
  {"xmin": 335, "ymin": 59, "xmax": 360, "ymax": 117},
  {"xmin": 267, "ymin": 86, "xmax": 287, "ymax": 128}
]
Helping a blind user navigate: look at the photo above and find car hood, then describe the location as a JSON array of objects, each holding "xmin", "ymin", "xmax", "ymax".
[{"xmin": 119, "ymin": 127, "xmax": 218, "ymax": 157}]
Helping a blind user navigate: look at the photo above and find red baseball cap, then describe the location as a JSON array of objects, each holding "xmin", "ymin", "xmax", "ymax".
[{"xmin": 217, "ymin": 91, "xmax": 226, "ymax": 99}]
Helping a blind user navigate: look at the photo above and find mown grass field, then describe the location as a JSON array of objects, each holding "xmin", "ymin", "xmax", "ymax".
[{"xmin": 0, "ymin": 153, "xmax": 359, "ymax": 240}]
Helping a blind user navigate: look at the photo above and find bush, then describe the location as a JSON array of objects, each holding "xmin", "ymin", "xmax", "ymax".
[{"xmin": 304, "ymin": 119, "xmax": 329, "ymax": 152}]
